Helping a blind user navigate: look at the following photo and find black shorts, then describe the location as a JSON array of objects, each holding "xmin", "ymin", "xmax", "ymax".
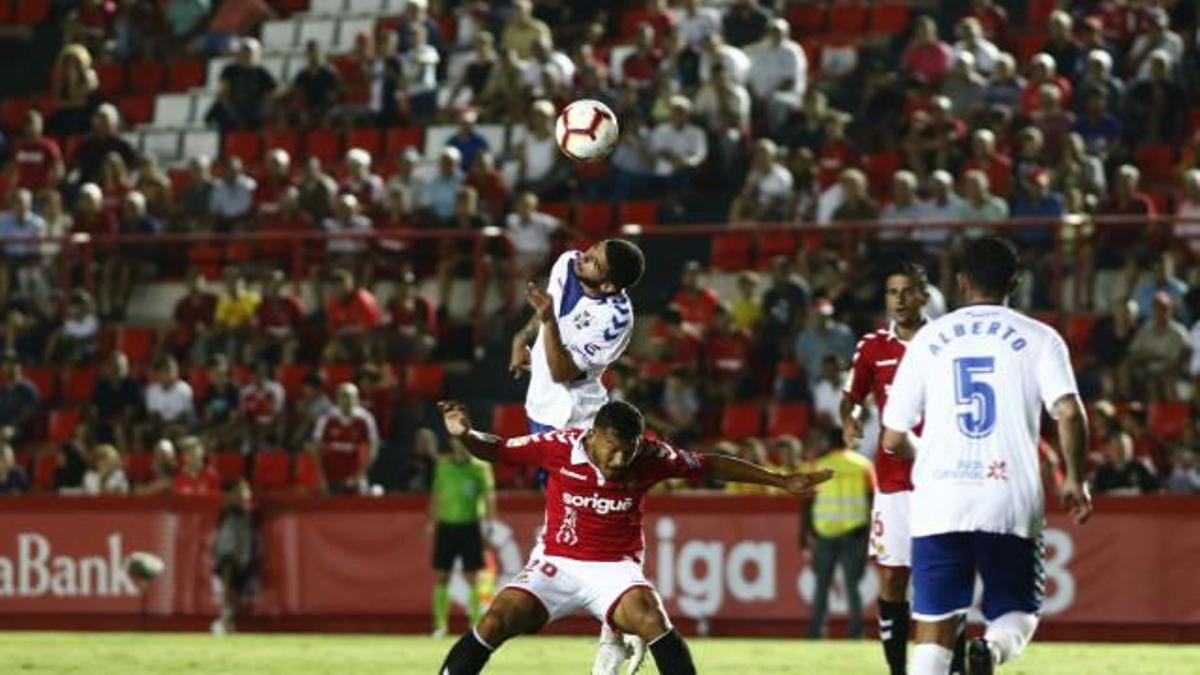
[{"xmin": 433, "ymin": 521, "xmax": 484, "ymax": 572}]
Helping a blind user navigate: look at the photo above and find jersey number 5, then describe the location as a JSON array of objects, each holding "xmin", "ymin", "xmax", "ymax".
[{"xmin": 954, "ymin": 357, "xmax": 996, "ymax": 438}]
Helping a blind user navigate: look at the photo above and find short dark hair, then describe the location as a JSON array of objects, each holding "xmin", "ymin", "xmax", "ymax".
[
  {"xmin": 605, "ymin": 239, "xmax": 645, "ymax": 290},
  {"xmin": 961, "ymin": 236, "xmax": 1019, "ymax": 297},
  {"xmin": 593, "ymin": 400, "xmax": 645, "ymax": 443},
  {"xmin": 884, "ymin": 259, "xmax": 929, "ymax": 289}
]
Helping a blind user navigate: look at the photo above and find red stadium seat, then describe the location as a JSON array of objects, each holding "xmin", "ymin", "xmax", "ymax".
[
  {"xmin": 264, "ymin": 128, "xmax": 302, "ymax": 161},
  {"xmin": 15, "ymin": 0, "xmax": 49, "ymax": 24},
  {"xmin": 223, "ymin": 131, "xmax": 262, "ymax": 164},
  {"xmin": 213, "ymin": 451, "xmax": 247, "ymax": 483},
  {"xmin": 0, "ymin": 1, "xmax": 12, "ymax": 24},
  {"xmin": 186, "ymin": 366, "xmax": 211, "ymax": 402},
  {"xmin": 618, "ymin": 8, "xmax": 652, "ymax": 39},
  {"xmin": 1133, "ymin": 144, "xmax": 1176, "ymax": 184},
  {"xmin": 869, "ymin": 2, "xmax": 912, "ymax": 34},
  {"xmin": 1, "ymin": 97, "xmax": 36, "ymax": 132},
  {"xmin": 710, "ymin": 234, "xmax": 752, "ymax": 271},
  {"xmin": 346, "ymin": 127, "xmax": 383, "ymax": 159},
  {"xmin": 125, "ymin": 452, "xmax": 154, "ymax": 484},
  {"xmin": 864, "ymin": 152, "xmax": 904, "ymax": 196},
  {"xmin": 293, "ymin": 452, "xmax": 322, "ymax": 489},
  {"xmin": 539, "ymin": 201, "xmax": 572, "ymax": 223},
  {"xmin": 33, "ymin": 452, "xmax": 58, "ymax": 492},
  {"xmin": 616, "ymin": 200, "xmax": 659, "ymax": 227},
  {"xmin": 62, "ymin": 366, "xmax": 98, "ymax": 406},
  {"xmin": 114, "ymin": 326, "xmax": 155, "ymax": 363},
  {"xmin": 491, "ymin": 403, "xmax": 529, "ymax": 438},
  {"xmin": 720, "ymin": 403, "xmax": 763, "ymax": 440},
  {"xmin": 127, "ymin": 61, "xmax": 167, "ymax": 94},
  {"xmin": 167, "ymin": 59, "xmax": 207, "ymax": 91},
  {"xmin": 47, "ymin": 409, "xmax": 83, "ymax": 444},
  {"xmin": 305, "ymin": 128, "xmax": 343, "ymax": 165},
  {"xmin": 1027, "ymin": 0, "xmax": 1057, "ymax": 25},
  {"xmin": 756, "ymin": 232, "xmax": 797, "ymax": 268},
  {"xmin": 767, "ymin": 403, "xmax": 811, "ymax": 439},
  {"xmin": 24, "ymin": 366, "xmax": 56, "ymax": 404},
  {"xmin": 277, "ymin": 364, "xmax": 312, "ymax": 399},
  {"xmin": 96, "ymin": 62, "xmax": 127, "ymax": 95},
  {"xmin": 827, "ymin": 2, "xmax": 868, "ymax": 34},
  {"xmin": 1147, "ymin": 402, "xmax": 1191, "ymax": 441},
  {"xmin": 323, "ymin": 364, "xmax": 355, "ymax": 388},
  {"xmin": 252, "ymin": 451, "xmax": 292, "ymax": 490},
  {"xmin": 576, "ymin": 201, "xmax": 614, "ymax": 238},
  {"xmin": 1064, "ymin": 314, "xmax": 1100, "ymax": 356},
  {"xmin": 384, "ymin": 126, "xmax": 423, "ymax": 154},
  {"xmin": 405, "ymin": 363, "xmax": 445, "ymax": 399},
  {"xmin": 1015, "ymin": 33, "xmax": 1049, "ymax": 64},
  {"xmin": 786, "ymin": 4, "xmax": 826, "ymax": 34},
  {"xmin": 118, "ymin": 94, "xmax": 155, "ymax": 125}
]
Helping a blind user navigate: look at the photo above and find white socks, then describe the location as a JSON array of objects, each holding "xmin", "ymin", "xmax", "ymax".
[
  {"xmin": 910, "ymin": 644, "xmax": 953, "ymax": 675},
  {"xmin": 984, "ymin": 611, "xmax": 1038, "ymax": 664}
]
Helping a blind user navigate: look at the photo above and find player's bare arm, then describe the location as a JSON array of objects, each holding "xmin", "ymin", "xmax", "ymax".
[
  {"xmin": 880, "ymin": 427, "xmax": 916, "ymax": 460},
  {"xmin": 840, "ymin": 397, "xmax": 865, "ymax": 448},
  {"xmin": 704, "ymin": 453, "xmax": 834, "ymax": 498},
  {"xmin": 526, "ymin": 282, "xmax": 584, "ymax": 383},
  {"xmin": 509, "ymin": 313, "xmax": 538, "ymax": 379},
  {"xmin": 1054, "ymin": 394, "xmax": 1093, "ymax": 525},
  {"xmin": 437, "ymin": 401, "xmax": 503, "ymax": 463}
]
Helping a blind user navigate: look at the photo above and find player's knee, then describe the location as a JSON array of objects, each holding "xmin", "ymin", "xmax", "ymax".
[
  {"xmin": 614, "ymin": 588, "xmax": 670, "ymax": 640},
  {"xmin": 878, "ymin": 566, "xmax": 910, "ymax": 601},
  {"xmin": 475, "ymin": 591, "xmax": 546, "ymax": 646}
]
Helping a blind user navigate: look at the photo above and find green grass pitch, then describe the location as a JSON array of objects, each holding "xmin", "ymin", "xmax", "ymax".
[{"xmin": 2, "ymin": 632, "xmax": 1197, "ymax": 674}]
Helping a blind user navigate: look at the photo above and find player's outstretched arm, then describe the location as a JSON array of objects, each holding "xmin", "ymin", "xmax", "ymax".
[
  {"xmin": 703, "ymin": 453, "xmax": 834, "ymax": 498},
  {"xmin": 526, "ymin": 283, "xmax": 584, "ymax": 383},
  {"xmin": 437, "ymin": 401, "xmax": 503, "ymax": 463},
  {"xmin": 1054, "ymin": 395, "xmax": 1093, "ymax": 524}
]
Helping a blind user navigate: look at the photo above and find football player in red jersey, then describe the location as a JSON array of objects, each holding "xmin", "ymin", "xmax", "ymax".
[
  {"xmin": 435, "ymin": 399, "xmax": 832, "ymax": 675},
  {"xmin": 841, "ymin": 261, "xmax": 962, "ymax": 675}
]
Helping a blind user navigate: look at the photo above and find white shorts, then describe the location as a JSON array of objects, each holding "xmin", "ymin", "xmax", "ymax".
[
  {"xmin": 504, "ymin": 552, "xmax": 652, "ymax": 628},
  {"xmin": 870, "ymin": 491, "xmax": 912, "ymax": 568}
]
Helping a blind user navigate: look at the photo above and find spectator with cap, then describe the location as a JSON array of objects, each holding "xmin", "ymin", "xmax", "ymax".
[
  {"xmin": 730, "ymin": 139, "xmax": 793, "ymax": 222},
  {"xmin": 514, "ymin": 99, "xmax": 567, "ymax": 199},
  {"xmin": 902, "ymin": 16, "xmax": 953, "ymax": 85},
  {"xmin": 1127, "ymin": 292, "xmax": 1192, "ymax": 402},
  {"xmin": 6, "ymin": 110, "xmax": 63, "ymax": 195},
  {"xmin": 651, "ymin": 96, "xmax": 707, "ymax": 193},
  {"xmin": 723, "ymin": 0, "xmax": 772, "ymax": 48},
  {"xmin": 192, "ymin": 0, "xmax": 274, "ymax": 57},
  {"xmin": 420, "ymin": 147, "xmax": 464, "ymax": 225},
  {"xmin": 71, "ymin": 104, "xmax": 138, "ymax": 187},
  {"xmin": 211, "ymin": 37, "xmax": 277, "ymax": 131},
  {"xmin": 288, "ymin": 40, "xmax": 342, "ymax": 127},
  {"xmin": 502, "ymin": 0, "xmax": 550, "ymax": 59},
  {"xmin": 211, "ymin": 156, "xmax": 257, "ymax": 232}
]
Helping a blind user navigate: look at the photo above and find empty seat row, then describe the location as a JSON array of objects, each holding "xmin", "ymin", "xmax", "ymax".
[{"xmin": 260, "ymin": 15, "xmax": 380, "ymax": 52}]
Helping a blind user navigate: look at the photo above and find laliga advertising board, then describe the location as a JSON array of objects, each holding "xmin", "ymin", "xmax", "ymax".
[{"xmin": 1, "ymin": 496, "xmax": 1198, "ymax": 633}]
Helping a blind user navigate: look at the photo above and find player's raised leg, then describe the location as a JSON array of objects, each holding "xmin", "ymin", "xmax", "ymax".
[
  {"xmin": 610, "ymin": 587, "xmax": 695, "ymax": 675},
  {"xmin": 439, "ymin": 588, "xmax": 549, "ymax": 675},
  {"xmin": 968, "ymin": 532, "xmax": 1045, "ymax": 673}
]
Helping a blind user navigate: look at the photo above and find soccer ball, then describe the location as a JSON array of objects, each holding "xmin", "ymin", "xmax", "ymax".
[
  {"xmin": 555, "ymin": 99, "xmax": 619, "ymax": 162},
  {"xmin": 127, "ymin": 551, "xmax": 166, "ymax": 581}
]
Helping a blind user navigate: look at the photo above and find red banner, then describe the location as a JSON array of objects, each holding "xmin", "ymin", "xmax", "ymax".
[{"xmin": 2, "ymin": 495, "xmax": 1198, "ymax": 636}]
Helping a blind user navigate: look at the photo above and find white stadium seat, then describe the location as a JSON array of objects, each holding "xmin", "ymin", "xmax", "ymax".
[
  {"xmin": 336, "ymin": 18, "xmax": 376, "ymax": 50},
  {"xmin": 608, "ymin": 45, "xmax": 635, "ymax": 84},
  {"xmin": 206, "ymin": 58, "xmax": 231, "ymax": 91},
  {"xmin": 507, "ymin": 124, "xmax": 528, "ymax": 150},
  {"xmin": 260, "ymin": 56, "xmax": 289, "ymax": 84},
  {"xmin": 476, "ymin": 125, "xmax": 506, "ymax": 155},
  {"xmin": 191, "ymin": 92, "xmax": 215, "ymax": 124},
  {"xmin": 423, "ymin": 125, "xmax": 456, "ymax": 158},
  {"xmin": 182, "ymin": 130, "xmax": 220, "ymax": 161},
  {"xmin": 309, "ymin": 0, "xmax": 346, "ymax": 15},
  {"xmin": 141, "ymin": 131, "xmax": 181, "ymax": 162},
  {"xmin": 153, "ymin": 94, "xmax": 193, "ymax": 128},
  {"xmin": 261, "ymin": 20, "xmax": 298, "ymax": 50},
  {"xmin": 346, "ymin": 0, "xmax": 383, "ymax": 13},
  {"xmin": 298, "ymin": 19, "xmax": 338, "ymax": 48}
]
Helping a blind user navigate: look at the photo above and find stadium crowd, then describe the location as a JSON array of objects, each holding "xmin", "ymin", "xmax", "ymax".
[{"xmin": 0, "ymin": 0, "xmax": 1197, "ymax": 499}]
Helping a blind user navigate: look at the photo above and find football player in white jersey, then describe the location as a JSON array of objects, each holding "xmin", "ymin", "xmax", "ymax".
[
  {"xmin": 881, "ymin": 237, "xmax": 1092, "ymax": 675},
  {"xmin": 508, "ymin": 239, "xmax": 648, "ymax": 674}
]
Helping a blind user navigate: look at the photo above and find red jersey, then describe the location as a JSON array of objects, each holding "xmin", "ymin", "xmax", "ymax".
[
  {"xmin": 499, "ymin": 428, "xmax": 709, "ymax": 562},
  {"xmin": 9, "ymin": 137, "xmax": 61, "ymax": 191},
  {"xmin": 326, "ymin": 289, "xmax": 383, "ymax": 333},
  {"xmin": 255, "ymin": 175, "xmax": 292, "ymax": 215},
  {"xmin": 671, "ymin": 288, "xmax": 720, "ymax": 328},
  {"xmin": 257, "ymin": 294, "xmax": 305, "ymax": 334},
  {"xmin": 843, "ymin": 324, "xmax": 921, "ymax": 493},
  {"xmin": 172, "ymin": 466, "xmax": 221, "ymax": 496},
  {"xmin": 240, "ymin": 380, "xmax": 285, "ymax": 426},
  {"xmin": 314, "ymin": 406, "xmax": 378, "ymax": 485}
]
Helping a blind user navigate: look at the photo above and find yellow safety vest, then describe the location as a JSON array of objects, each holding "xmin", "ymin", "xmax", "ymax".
[{"xmin": 810, "ymin": 450, "xmax": 873, "ymax": 538}]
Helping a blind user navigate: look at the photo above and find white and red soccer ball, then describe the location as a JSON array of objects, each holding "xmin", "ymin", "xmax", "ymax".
[{"xmin": 555, "ymin": 99, "xmax": 619, "ymax": 162}]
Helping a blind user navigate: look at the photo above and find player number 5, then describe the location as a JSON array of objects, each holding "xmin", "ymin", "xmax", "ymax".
[{"xmin": 954, "ymin": 357, "xmax": 996, "ymax": 438}]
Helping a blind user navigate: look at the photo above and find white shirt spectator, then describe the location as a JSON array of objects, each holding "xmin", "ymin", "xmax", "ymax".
[
  {"xmin": 746, "ymin": 38, "xmax": 808, "ymax": 100},
  {"xmin": 520, "ymin": 133, "xmax": 559, "ymax": 183},
  {"xmin": 0, "ymin": 210, "xmax": 46, "ymax": 257},
  {"xmin": 63, "ymin": 314, "xmax": 99, "ymax": 340},
  {"xmin": 82, "ymin": 468, "xmax": 129, "ymax": 495},
  {"xmin": 322, "ymin": 213, "xmax": 373, "ymax": 255},
  {"xmin": 210, "ymin": 175, "xmax": 257, "ymax": 219},
  {"xmin": 506, "ymin": 210, "xmax": 559, "ymax": 263},
  {"xmin": 954, "ymin": 38, "xmax": 1001, "ymax": 75},
  {"xmin": 521, "ymin": 51, "xmax": 576, "ymax": 93},
  {"xmin": 341, "ymin": 174, "xmax": 387, "ymax": 209},
  {"xmin": 1189, "ymin": 320, "xmax": 1200, "ymax": 377},
  {"xmin": 694, "ymin": 80, "xmax": 751, "ymax": 130},
  {"xmin": 145, "ymin": 380, "xmax": 194, "ymax": 425},
  {"xmin": 1132, "ymin": 32, "xmax": 1184, "ymax": 80},
  {"xmin": 747, "ymin": 162, "xmax": 794, "ymax": 207},
  {"xmin": 650, "ymin": 122, "xmax": 708, "ymax": 175},
  {"xmin": 401, "ymin": 44, "xmax": 440, "ymax": 95},
  {"xmin": 812, "ymin": 376, "xmax": 843, "ymax": 428},
  {"xmin": 699, "ymin": 44, "xmax": 750, "ymax": 85},
  {"xmin": 678, "ymin": 5, "xmax": 722, "ymax": 49}
]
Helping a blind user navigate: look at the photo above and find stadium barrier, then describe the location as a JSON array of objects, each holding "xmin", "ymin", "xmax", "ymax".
[{"xmin": 1, "ymin": 494, "xmax": 1197, "ymax": 641}]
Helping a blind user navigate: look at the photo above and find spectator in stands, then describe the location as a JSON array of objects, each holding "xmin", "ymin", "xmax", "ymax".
[
  {"xmin": 478, "ymin": 47, "xmax": 527, "ymax": 121},
  {"xmin": 239, "ymin": 363, "xmax": 285, "ymax": 451},
  {"xmin": 1097, "ymin": 164, "xmax": 1156, "ymax": 266},
  {"xmin": 966, "ymin": 0, "xmax": 1008, "ymax": 44},
  {"xmin": 1176, "ymin": 169, "xmax": 1200, "ymax": 258},
  {"xmin": 211, "ymin": 156, "xmax": 257, "ymax": 232},
  {"xmin": 730, "ymin": 139, "xmax": 792, "ymax": 222},
  {"xmin": 136, "ymin": 156, "xmax": 175, "ymax": 222},
  {"xmin": 253, "ymin": 271, "xmax": 305, "ymax": 365},
  {"xmin": 622, "ymin": 23, "xmax": 662, "ymax": 94},
  {"xmin": 953, "ymin": 16, "xmax": 1000, "ymax": 76},
  {"xmin": 436, "ymin": 186, "xmax": 495, "ymax": 311},
  {"xmin": 467, "ymin": 150, "xmax": 509, "ymax": 222},
  {"xmin": 198, "ymin": 354, "xmax": 240, "ymax": 446},
  {"xmin": 501, "ymin": 0, "xmax": 550, "ymax": 59},
  {"xmin": 1134, "ymin": 260, "xmax": 1191, "ymax": 325},
  {"xmin": 110, "ymin": 190, "xmax": 161, "ymax": 317},
  {"xmin": 43, "ymin": 290, "xmax": 99, "ymax": 365},
  {"xmin": 723, "ymin": 0, "xmax": 771, "ymax": 48},
  {"xmin": 81, "ymin": 444, "xmax": 128, "ymax": 495},
  {"xmin": 879, "ymin": 170, "xmax": 929, "ymax": 226},
  {"xmin": 514, "ymin": 100, "xmax": 568, "ymax": 199},
  {"xmin": 162, "ymin": 271, "xmax": 216, "ymax": 366},
  {"xmin": 340, "ymin": 148, "xmax": 386, "ymax": 215},
  {"xmin": 297, "ymin": 157, "xmax": 338, "ymax": 222},
  {"xmin": 252, "ymin": 148, "xmax": 291, "ymax": 217},
  {"xmin": 172, "ymin": 436, "xmax": 220, "ymax": 496},
  {"xmin": 694, "ymin": 62, "xmax": 751, "ymax": 164},
  {"xmin": 1074, "ymin": 92, "xmax": 1124, "ymax": 160},
  {"xmin": 163, "ymin": 0, "xmax": 209, "ymax": 47},
  {"xmin": 384, "ymin": 271, "xmax": 436, "ymax": 362},
  {"xmin": 212, "ymin": 269, "xmax": 260, "ymax": 363},
  {"xmin": 901, "ymin": 16, "xmax": 953, "ymax": 85},
  {"xmin": 504, "ymin": 190, "xmax": 559, "ymax": 278},
  {"xmin": 385, "ymin": 148, "xmax": 424, "ymax": 218},
  {"xmin": 759, "ymin": 255, "xmax": 809, "ymax": 369},
  {"xmin": 322, "ymin": 194, "xmax": 375, "ymax": 288},
  {"xmin": 704, "ymin": 304, "xmax": 753, "ymax": 400},
  {"xmin": 47, "ymin": 43, "xmax": 99, "ymax": 137},
  {"xmin": 443, "ymin": 110, "xmax": 488, "ymax": 174},
  {"xmin": 7, "ymin": 110, "xmax": 63, "ymax": 195},
  {"xmin": 71, "ymin": 104, "xmax": 138, "ymax": 187},
  {"xmin": 1163, "ymin": 448, "xmax": 1200, "ymax": 494},
  {"xmin": 728, "ymin": 271, "xmax": 761, "ymax": 334},
  {"xmin": 652, "ymin": 96, "xmax": 707, "ymax": 196},
  {"xmin": 1012, "ymin": 168, "xmax": 1066, "ymax": 242},
  {"xmin": 0, "ymin": 355, "xmax": 33, "ymax": 436},
  {"xmin": 0, "ymin": 189, "xmax": 47, "ymax": 310},
  {"xmin": 1125, "ymin": 50, "xmax": 1185, "ymax": 144},
  {"xmin": 288, "ymin": 40, "xmax": 342, "ymax": 127},
  {"xmin": 145, "ymin": 356, "xmax": 194, "ymax": 441},
  {"xmin": 811, "ymin": 354, "xmax": 845, "ymax": 430},
  {"xmin": 400, "ymin": 22, "xmax": 441, "ymax": 122},
  {"xmin": 1128, "ymin": 292, "xmax": 1191, "ymax": 401},
  {"xmin": 1092, "ymin": 429, "xmax": 1158, "ymax": 495},
  {"xmin": 956, "ymin": 169, "xmax": 1009, "ymax": 238},
  {"xmin": 193, "ymin": 0, "xmax": 274, "ymax": 57},
  {"xmin": 670, "ymin": 261, "xmax": 721, "ymax": 334},
  {"xmin": 677, "ymin": 0, "xmax": 721, "ymax": 50},
  {"xmin": 831, "ymin": 168, "xmax": 878, "ymax": 224},
  {"xmin": 211, "ymin": 479, "xmax": 258, "ymax": 635},
  {"xmin": 1022, "ymin": 53, "xmax": 1072, "ymax": 115},
  {"xmin": 99, "ymin": 152, "xmax": 133, "ymax": 218},
  {"xmin": 1042, "ymin": 11, "xmax": 1083, "ymax": 79},
  {"xmin": 698, "ymin": 32, "xmax": 749, "ymax": 86},
  {"xmin": 795, "ymin": 297, "xmax": 855, "ymax": 385},
  {"xmin": 133, "ymin": 437, "xmax": 176, "ymax": 496},
  {"xmin": 177, "ymin": 155, "xmax": 215, "ymax": 232},
  {"xmin": 650, "ymin": 370, "xmax": 701, "ymax": 444},
  {"xmin": 211, "ymin": 37, "xmax": 277, "ymax": 131},
  {"xmin": 290, "ymin": 371, "xmax": 333, "ymax": 449},
  {"xmin": 982, "ymin": 52, "xmax": 1023, "ymax": 111},
  {"xmin": 0, "ymin": 443, "xmax": 27, "ymax": 495},
  {"xmin": 1075, "ymin": 50, "xmax": 1124, "ymax": 116},
  {"xmin": 446, "ymin": 32, "xmax": 497, "ymax": 110},
  {"xmin": 1129, "ymin": 8, "xmax": 1184, "ymax": 79},
  {"xmin": 1011, "ymin": 126, "xmax": 1049, "ymax": 203},
  {"xmin": 312, "ymin": 382, "xmax": 379, "ymax": 494},
  {"xmin": 421, "ymin": 147, "xmax": 465, "ymax": 224},
  {"xmin": 324, "ymin": 268, "xmax": 383, "ymax": 364},
  {"xmin": 609, "ymin": 115, "xmax": 657, "ymax": 201},
  {"xmin": 940, "ymin": 52, "xmax": 987, "ymax": 121},
  {"xmin": 745, "ymin": 18, "xmax": 806, "ymax": 125},
  {"xmin": 89, "ymin": 350, "xmax": 142, "ymax": 449}
]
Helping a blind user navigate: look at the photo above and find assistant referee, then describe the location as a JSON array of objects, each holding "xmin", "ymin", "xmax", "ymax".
[{"xmin": 428, "ymin": 429, "xmax": 496, "ymax": 637}]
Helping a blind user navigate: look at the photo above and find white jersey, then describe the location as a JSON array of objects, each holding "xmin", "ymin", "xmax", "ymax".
[
  {"xmin": 526, "ymin": 251, "xmax": 633, "ymax": 429},
  {"xmin": 882, "ymin": 304, "xmax": 1079, "ymax": 539}
]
